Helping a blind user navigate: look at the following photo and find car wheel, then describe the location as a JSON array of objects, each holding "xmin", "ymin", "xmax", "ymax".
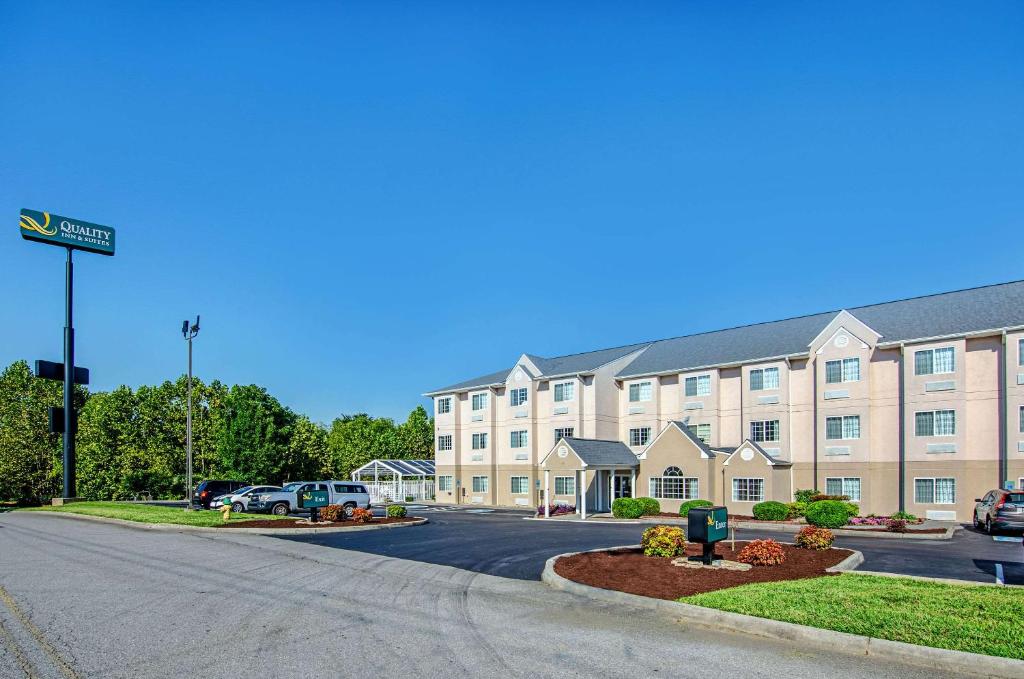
[
  {"xmin": 985, "ymin": 518, "xmax": 993, "ymax": 535},
  {"xmin": 343, "ymin": 503, "xmax": 356, "ymax": 518},
  {"xmin": 232, "ymin": 502, "xmax": 244, "ymax": 513},
  {"xmin": 272, "ymin": 503, "xmax": 289, "ymax": 516},
  {"xmin": 973, "ymin": 513, "xmax": 981, "ymax": 529}
]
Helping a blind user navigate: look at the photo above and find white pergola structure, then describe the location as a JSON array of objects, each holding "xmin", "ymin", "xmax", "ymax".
[{"xmin": 351, "ymin": 459, "xmax": 436, "ymax": 503}]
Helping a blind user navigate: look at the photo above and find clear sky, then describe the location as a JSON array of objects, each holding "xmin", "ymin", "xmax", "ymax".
[{"xmin": 2, "ymin": 2, "xmax": 1022, "ymax": 424}]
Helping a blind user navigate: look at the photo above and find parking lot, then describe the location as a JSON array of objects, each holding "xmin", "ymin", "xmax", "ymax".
[{"xmin": 287, "ymin": 506, "xmax": 1024, "ymax": 584}]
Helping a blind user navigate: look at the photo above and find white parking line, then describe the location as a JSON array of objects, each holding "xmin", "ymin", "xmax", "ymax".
[{"xmin": 995, "ymin": 563, "xmax": 1005, "ymax": 586}]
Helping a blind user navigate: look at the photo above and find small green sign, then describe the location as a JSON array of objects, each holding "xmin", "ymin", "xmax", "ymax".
[
  {"xmin": 299, "ymin": 490, "xmax": 329, "ymax": 509},
  {"xmin": 706, "ymin": 506, "xmax": 728, "ymax": 542},
  {"xmin": 20, "ymin": 208, "xmax": 116, "ymax": 256}
]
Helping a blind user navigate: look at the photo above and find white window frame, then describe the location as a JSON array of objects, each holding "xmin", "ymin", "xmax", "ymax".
[
  {"xmin": 914, "ymin": 477, "xmax": 955, "ymax": 505},
  {"xmin": 554, "ymin": 427, "xmax": 575, "ymax": 440},
  {"xmin": 648, "ymin": 467, "xmax": 699, "ymax": 500},
  {"xmin": 472, "ymin": 432, "xmax": 488, "ymax": 450},
  {"xmin": 472, "ymin": 475, "xmax": 489, "ymax": 493},
  {"xmin": 628, "ymin": 381, "xmax": 652, "ymax": 402},
  {"xmin": 914, "ymin": 347, "xmax": 955, "ymax": 376},
  {"xmin": 438, "ymin": 475, "xmax": 453, "ymax": 492},
  {"xmin": 471, "ymin": 393, "xmax": 488, "ymax": 411},
  {"xmin": 629, "ymin": 427, "xmax": 652, "ymax": 447},
  {"xmin": 553, "ymin": 382, "xmax": 575, "ymax": 402},
  {"xmin": 825, "ymin": 476, "xmax": 861, "ymax": 501},
  {"xmin": 825, "ymin": 415, "xmax": 860, "ymax": 440},
  {"xmin": 750, "ymin": 419, "xmax": 780, "ymax": 442},
  {"xmin": 554, "ymin": 476, "xmax": 576, "ymax": 496},
  {"xmin": 750, "ymin": 367, "xmax": 779, "ymax": 391},
  {"xmin": 688, "ymin": 422, "xmax": 711, "ymax": 444},
  {"xmin": 684, "ymin": 374, "xmax": 711, "ymax": 397},
  {"xmin": 510, "ymin": 430, "xmax": 528, "ymax": 448},
  {"xmin": 731, "ymin": 478, "xmax": 765, "ymax": 502},
  {"xmin": 915, "ymin": 410, "xmax": 956, "ymax": 437},
  {"xmin": 1019, "ymin": 338, "xmax": 1024, "ymax": 367},
  {"xmin": 825, "ymin": 357, "xmax": 860, "ymax": 384},
  {"xmin": 437, "ymin": 434, "xmax": 452, "ymax": 451},
  {"xmin": 510, "ymin": 388, "xmax": 528, "ymax": 407},
  {"xmin": 510, "ymin": 476, "xmax": 529, "ymax": 495},
  {"xmin": 437, "ymin": 397, "xmax": 451, "ymax": 414}
]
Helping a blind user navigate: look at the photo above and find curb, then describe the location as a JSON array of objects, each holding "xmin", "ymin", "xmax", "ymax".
[
  {"xmin": 541, "ymin": 547, "xmax": 1022, "ymax": 678},
  {"xmin": 524, "ymin": 516, "xmax": 959, "ymax": 540},
  {"xmin": 19, "ymin": 511, "xmax": 429, "ymax": 535}
]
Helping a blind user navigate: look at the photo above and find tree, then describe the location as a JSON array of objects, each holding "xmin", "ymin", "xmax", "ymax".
[
  {"xmin": 216, "ymin": 384, "xmax": 296, "ymax": 483},
  {"xmin": 397, "ymin": 405, "xmax": 434, "ymax": 458},
  {"xmin": 327, "ymin": 414, "xmax": 398, "ymax": 479},
  {"xmin": 285, "ymin": 416, "xmax": 330, "ymax": 481}
]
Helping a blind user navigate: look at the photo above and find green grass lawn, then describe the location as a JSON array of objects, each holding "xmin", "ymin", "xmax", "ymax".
[
  {"xmin": 21, "ymin": 502, "xmax": 287, "ymax": 527},
  {"xmin": 682, "ymin": 573, "xmax": 1024, "ymax": 659}
]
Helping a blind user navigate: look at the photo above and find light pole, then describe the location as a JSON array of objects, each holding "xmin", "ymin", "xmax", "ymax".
[{"xmin": 182, "ymin": 316, "xmax": 200, "ymax": 510}]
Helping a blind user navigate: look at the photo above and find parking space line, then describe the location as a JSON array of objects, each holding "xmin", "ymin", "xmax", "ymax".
[{"xmin": 995, "ymin": 563, "xmax": 1005, "ymax": 586}]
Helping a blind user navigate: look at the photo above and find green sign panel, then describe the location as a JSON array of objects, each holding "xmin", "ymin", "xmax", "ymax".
[
  {"xmin": 705, "ymin": 506, "xmax": 728, "ymax": 542},
  {"xmin": 299, "ymin": 490, "xmax": 329, "ymax": 509},
  {"xmin": 20, "ymin": 209, "xmax": 116, "ymax": 256}
]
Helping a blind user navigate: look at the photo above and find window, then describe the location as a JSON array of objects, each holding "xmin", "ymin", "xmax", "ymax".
[
  {"xmin": 732, "ymin": 478, "xmax": 764, "ymax": 502},
  {"xmin": 509, "ymin": 388, "xmax": 528, "ymax": 407},
  {"xmin": 750, "ymin": 367, "xmax": 779, "ymax": 391},
  {"xmin": 554, "ymin": 382, "xmax": 575, "ymax": 402},
  {"xmin": 1019, "ymin": 338, "xmax": 1024, "ymax": 367},
  {"xmin": 472, "ymin": 476, "xmax": 489, "ymax": 493},
  {"xmin": 629, "ymin": 382, "xmax": 652, "ymax": 402},
  {"xmin": 688, "ymin": 423, "xmax": 711, "ymax": 444},
  {"xmin": 629, "ymin": 427, "xmax": 652, "ymax": 447},
  {"xmin": 438, "ymin": 475, "xmax": 453, "ymax": 492},
  {"xmin": 915, "ymin": 410, "xmax": 956, "ymax": 437},
  {"xmin": 1019, "ymin": 406, "xmax": 1024, "ymax": 434},
  {"xmin": 471, "ymin": 393, "xmax": 488, "ymax": 410},
  {"xmin": 750, "ymin": 420, "xmax": 780, "ymax": 442},
  {"xmin": 825, "ymin": 477, "xmax": 861, "ymax": 501},
  {"xmin": 825, "ymin": 358, "xmax": 860, "ymax": 384},
  {"xmin": 914, "ymin": 477, "xmax": 955, "ymax": 504},
  {"xmin": 554, "ymin": 427, "xmax": 574, "ymax": 440},
  {"xmin": 825, "ymin": 415, "xmax": 860, "ymax": 440},
  {"xmin": 914, "ymin": 347, "xmax": 955, "ymax": 376},
  {"xmin": 684, "ymin": 375, "xmax": 711, "ymax": 397},
  {"xmin": 510, "ymin": 430, "xmax": 528, "ymax": 448},
  {"xmin": 437, "ymin": 397, "xmax": 451, "ymax": 414},
  {"xmin": 510, "ymin": 476, "xmax": 529, "ymax": 494},
  {"xmin": 554, "ymin": 476, "xmax": 575, "ymax": 496},
  {"xmin": 437, "ymin": 434, "xmax": 452, "ymax": 451},
  {"xmin": 649, "ymin": 466, "xmax": 699, "ymax": 500},
  {"xmin": 472, "ymin": 433, "xmax": 488, "ymax": 449}
]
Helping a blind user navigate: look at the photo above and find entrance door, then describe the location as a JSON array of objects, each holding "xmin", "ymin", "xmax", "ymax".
[{"xmin": 613, "ymin": 474, "xmax": 632, "ymax": 500}]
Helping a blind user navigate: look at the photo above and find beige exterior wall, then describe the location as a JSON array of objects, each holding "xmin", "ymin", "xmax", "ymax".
[
  {"xmin": 432, "ymin": 318, "xmax": 1020, "ymax": 520},
  {"xmin": 638, "ymin": 424, "xmax": 721, "ymax": 513}
]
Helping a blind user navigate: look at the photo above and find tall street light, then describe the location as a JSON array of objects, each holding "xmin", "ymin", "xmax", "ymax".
[{"xmin": 182, "ymin": 316, "xmax": 200, "ymax": 510}]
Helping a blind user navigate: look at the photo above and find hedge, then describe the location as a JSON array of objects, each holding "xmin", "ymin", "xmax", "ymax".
[
  {"xmin": 805, "ymin": 500, "xmax": 851, "ymax": 528},
  {"xmin": 678, "ymin": 499, "xmax": 713, "ymax": 516},
  {"xmin": 612, "ymin": 497, "xmax": 644, "ymax": 519},
  {"xmin": 752, "ymin": 501, "xmax": 789, "ymax": 521},
  {"xmin": 635, "ymin": 497, "xmax": 661, "ymax": 516}
]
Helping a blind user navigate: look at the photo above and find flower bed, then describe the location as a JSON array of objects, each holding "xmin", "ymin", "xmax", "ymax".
[
  {"xmin": 848, "ymin": 515, "xmax": 924, "ymax": 526},
  {"xmin": 553, "ymin": 542, "xmax": 852, "ymax": 599}
]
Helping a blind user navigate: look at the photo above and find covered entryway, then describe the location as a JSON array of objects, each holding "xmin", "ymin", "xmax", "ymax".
[
  {"xmin": 540, "ymin": 437, "xmax": 639, "ymax": 519},
  {"xmin": 351, "ymin": 459, "xmax": 436, "ymax": 503}
]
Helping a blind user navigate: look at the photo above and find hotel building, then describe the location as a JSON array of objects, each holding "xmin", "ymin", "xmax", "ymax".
[{"xmin": 425, "ymin": 281, "xmax": 1024, "ymax": 520}]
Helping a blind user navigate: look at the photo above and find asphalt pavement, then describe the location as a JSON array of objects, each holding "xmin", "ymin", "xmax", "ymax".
[{"xmin": 0, "ymin": 512, "xmax": 972, "ymax": 678}]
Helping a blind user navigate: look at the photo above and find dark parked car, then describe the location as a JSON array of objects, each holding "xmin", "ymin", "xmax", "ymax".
[
  {"xmin": 193, "ymin": 480, "xmax": 249, "ymax": 509},
  {"xmin": 973, "ymin": 489, "xmax": 1024, "ymax": 534}
]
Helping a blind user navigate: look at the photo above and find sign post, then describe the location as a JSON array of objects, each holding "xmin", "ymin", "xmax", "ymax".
[
  {"xmin": 298, "ymin": 490, "xmax": 330, "ymax": 523},
  {"xmin": 20, "ymin": 209, "xmax": 115, "ymax": 501},
  {"xmin": 686, "ymin": 505, "xmax": 728, "ymax": 565}
]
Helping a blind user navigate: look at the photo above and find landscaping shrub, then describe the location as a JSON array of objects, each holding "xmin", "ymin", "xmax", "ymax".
[
  {"xmin": 537, "ymin": 503, "xmax": 576, "ymax": 516},
  {"xmin": 679, "ymin": 499, "xmax": 713, "ymax": 516},
  {"xmin": 795, "ymin": 526, "xmax": 835, "ymax": 550},
  {"xmin": 752, "ymin": 501, "xmax": 790, "ymax": 521},
  {"xmin": 805, "ymin": 500, "xmax": 851, "ymax": 528},
  {"xmin": 404, "ymin": 495, "xmax": 414, "ymax": 502},
  {"xmin": 351, "ymin": 508, "xmax": 373, "ymax": 523},
  {"xmin": 612, "ymin": 497, "xmax": 644, "ymax": 519},
  {"xmin": 387, "ymin": 505, "xmax": 407, "ymax": 518},
  {"xmin": 793, "ymin": 489, "xmax": 821, "ymax": 504},
  {"xmin": 810, "ymin": 493, "xmax": 850, "ymax": 502},
  {"xmin": 736, "ymin": 539, "xmax": 786, "ymax": 566},
  {"xmin": 886, "ymin": 518, "xmax": 907, "ymax": 533},
  {"xmin": 891, "ymin": 510, "xmax": 918, "ymax": 522},
  {"xmin": 786, "ymin": 501, "xmax": 807, "ymax": 519},
  {"xmin": 319, "ymin": 504, "xmax": 343, "ymax": 522},
  {"xmin": 640, "ymin": 525, "xmax": 687, "ymax": 558},
  {"xmin": 635, "ymin": 497, "xmax": 661, "ymax": 516},
  {"xmin": 842, "ymin": 502, "xmax": 860, "ymax": 518}
]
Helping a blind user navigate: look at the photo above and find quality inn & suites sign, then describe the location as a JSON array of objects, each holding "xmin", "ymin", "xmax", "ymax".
[{"xmin": 20, "ymin": 208, "xmax": 116, "ymax": 256}]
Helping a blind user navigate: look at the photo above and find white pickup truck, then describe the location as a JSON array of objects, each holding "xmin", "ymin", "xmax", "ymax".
[{"xmin": 249, "ymin": 480, "xmax": 372, "ymax": 517}]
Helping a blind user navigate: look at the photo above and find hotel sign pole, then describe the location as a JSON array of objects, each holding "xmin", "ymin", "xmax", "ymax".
[{"xmin": 20, "ymin": 209, "xmax": 116, "ymax": 500}]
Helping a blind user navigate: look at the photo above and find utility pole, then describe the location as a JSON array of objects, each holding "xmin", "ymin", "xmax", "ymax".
[
  {"xmin": 182, "ymin": 316, "xmax": 200, "ymax": 510},
  {"xmin": 63, "ymin": 247, "xmax": 75, "ymax": 497}
]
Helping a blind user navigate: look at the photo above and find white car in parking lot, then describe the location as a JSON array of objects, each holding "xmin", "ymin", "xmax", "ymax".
[{"xmin": 210, "ymin": 485, "xmax": 282, "ymax": 512}]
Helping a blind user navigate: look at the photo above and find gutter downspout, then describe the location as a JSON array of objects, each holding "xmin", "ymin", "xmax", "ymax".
[
  {"xmin": 1000, "ymin": 332, "xmax": 1008, "ymax": 489},
  {"xmin": 812, "ymin": 359, "xmax": 818, "ymax": 491},
  {"xmin": 898, "ymin": 343, "xmax": 906, "ymax": 513}
]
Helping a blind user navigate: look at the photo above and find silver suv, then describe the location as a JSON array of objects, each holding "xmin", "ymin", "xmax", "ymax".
[{"xmin": 973, "ymin": 489, "xmax": 1024, "ymax": 534}]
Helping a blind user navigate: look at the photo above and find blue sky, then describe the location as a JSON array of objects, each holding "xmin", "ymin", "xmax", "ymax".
[{"xmin": 1, "ymin": 2, "xmax": 1022, "ymax": 424}]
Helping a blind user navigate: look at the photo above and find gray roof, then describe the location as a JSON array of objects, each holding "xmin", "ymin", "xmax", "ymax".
[
  {"xmin": 669, "ymin": 421, "xmax": 718, "ymax": 458},
  {"xmin": 617, "ymin": 280, "xmax": 1024, "ymax": 378},
  {"xmin": 427, "ymin": 342, "xmax": 649, "ymax": 394},
  {"xmin": 562, "ymin": 438, "xmax": 639, "ymax": 467}
]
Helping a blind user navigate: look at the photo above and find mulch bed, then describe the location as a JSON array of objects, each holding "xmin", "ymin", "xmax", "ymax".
[
  {"xmin": 849, "ymin": 527, "xmax": 947, "ymax": 534},
  {"xmin": 554, "ymin": 542, "xmax": 852, "ymax": 599},
  {"xmin": 217, "ymin": 517, "xmax": 420, "ymax": 529}
]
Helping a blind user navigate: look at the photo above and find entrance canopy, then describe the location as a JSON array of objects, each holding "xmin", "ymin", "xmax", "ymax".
[
  {"xmin": 351, "ymin": 459, "xmax": 436, "ymax": 503},
  {"xmin": 541, "ymin": 437, "xmax": 639, "ymax": 469},
  {"xmin": 351, "ymin": 459, "xmax": 436, "ymax": 480}
]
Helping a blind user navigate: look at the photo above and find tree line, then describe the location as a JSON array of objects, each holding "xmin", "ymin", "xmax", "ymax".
[{"xmin": 0, "ymin": 360, "xmax": 433, "ymax": 504}]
